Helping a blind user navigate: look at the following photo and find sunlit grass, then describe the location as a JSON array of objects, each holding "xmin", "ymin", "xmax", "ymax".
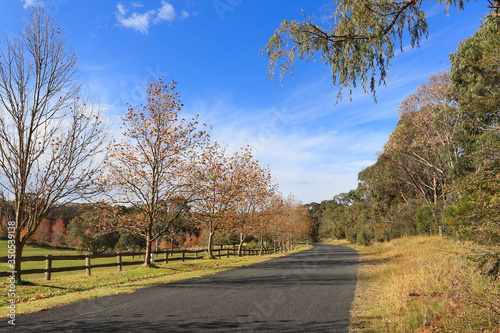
[{"xmin": 330, "ymin": 236, "xmax": 500, "ymax": 332}]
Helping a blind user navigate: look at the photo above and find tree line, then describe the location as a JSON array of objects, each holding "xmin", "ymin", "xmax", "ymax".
[
  {"xmin": 0, "ymin": 8, "xmax": 312, "ymax": 282},
  {"xmin": 308, "ymin": 15, "xmax": 499, "ymax": 277}
]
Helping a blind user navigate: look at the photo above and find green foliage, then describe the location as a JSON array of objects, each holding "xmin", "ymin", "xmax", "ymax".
[
  {"xmin": 67, "ymin": 210, "xmax": 119, "ymax": 254},
  {"xmin": 416, "ymin": 205, "xmax": 433, "ymax": 235},
  {"xmin": 115, "ymin": 233, "xmax": 146, "ymax": 253},
  {"xmin": 264, "ymin": 0, "xmax": 475, "ymax": 101},
  {"xmin": 313, "ymin": 14, "xmax": 499, "ymax": 249},
  {"xmin": 451, "ymin": 16, "xmax": 500, "ymax": 117},
  {"xmin": 447, "ymin": 173, "xmax": 500, "ymax": 245},
  {"xmin": 357, "ymin": 229, "xmax": 373, "ymax": 246},
  {"xmin": 446, "ymin": 16, "xmax": 500, "ymax": 247}
]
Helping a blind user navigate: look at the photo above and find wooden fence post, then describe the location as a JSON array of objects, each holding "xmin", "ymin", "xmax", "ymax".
[
  {"xmin": 117, "ymin": 253, "xmax": 122, "ymax": 272},
  {"xmin": 217, "ymin": 249, "xmax": 221, "ymax": 259},
  {"xmin": 182, "ymin": 251, "xmax": 185, "ymax": 262},
  {"xmin": 439, "ymin": 225, "xmax": 443, "ymax": 237},
  {"xmin": 45, "ymin": 254, "xmax": 52, "ymax": 281},
  {"xmin": 164, "ymin": 251, "xmax": 168, "ymax": 264},
  {"xmin": 195, "ymin": 251, "xmax": 198, "ymax": 260},
  {"xmin": 85, "ymin": 255, "xmax": 91, "ymax": 276},
  {"xmin": 226, "ymin": 249, "xmax": 229, "ymax": 258}
]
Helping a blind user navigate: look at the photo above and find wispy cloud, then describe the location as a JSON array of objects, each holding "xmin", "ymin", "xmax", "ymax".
[
  {"xmin": 179, "ymin": 10, "xmax": 190, "ymax": 20},
  {"xmin": 20, "ymin": 0, "xmax": 42, "ymax": 9},
  {"xmin": 116, "ymin": 1, "xmax": 189, "ymax": 34},
  {"xmin": 116, "ymin": 4, "xmax": 155, "ymax": 34},
  {"xmin": 180, "ymin": 89, "xmax": 390, "ymax": 203},
  {"xmin": 131, "ymin": 2, "xmax": 144, "ymax": 8},
  {"xmin": 155, "ymin": 1, "xmax": 175, "ymax": 23}
]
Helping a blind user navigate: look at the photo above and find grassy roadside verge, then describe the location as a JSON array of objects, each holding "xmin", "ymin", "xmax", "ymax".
[
  {"xmin": 324, "ymin": 237, "xmax": 499, "ymax": 332},
  {"xmin": 2, "ymin": 245, "xmax": 312, "ymax": 317}
]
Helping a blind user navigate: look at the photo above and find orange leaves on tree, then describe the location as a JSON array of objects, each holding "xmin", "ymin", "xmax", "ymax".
[{"xmin": 50, "ymin": 218, "xmax": 67, "ymax": 248}]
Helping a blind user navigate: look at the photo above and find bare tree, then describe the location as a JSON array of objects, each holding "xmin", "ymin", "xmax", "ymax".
[{"xmin": 0, "ymin": 8, "xmax": 106, "ymax": 282}]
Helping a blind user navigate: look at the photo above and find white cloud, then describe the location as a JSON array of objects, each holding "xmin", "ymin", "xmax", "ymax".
[
  {"xmin": 155, "ymin": 1, "xmax": 176, "ymax": 23},
  {"xmin": 117, "ymin": 2, "xmax": 127, "ymax": 15},
  {"xmin": 116, "ymin": 1, "xmax": 190, "ymax": 34},
  {"xmin": 179, "ymin": 10, "xmax": 190, "ymax": 20},
  {"xmin": 131, "ymin": 2, "xmax": 144, "ymax": 8},
  {"xmin": 20, "ymin": 0, "xmax": 42, "ymax": 9},
  {"xmin": 116, "ymin": 7, "xmax": 155, "ymax": 34}
]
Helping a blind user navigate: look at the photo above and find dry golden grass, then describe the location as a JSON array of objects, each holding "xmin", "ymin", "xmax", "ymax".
[{"xmin": 326, "ymin": 236, "xmax": 500, "ymax": 332}]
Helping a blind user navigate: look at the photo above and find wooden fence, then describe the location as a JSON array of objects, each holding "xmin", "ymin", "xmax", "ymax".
[{"xmin": 0, "ymin": 247, "xmax": 272, "ymax": 280}]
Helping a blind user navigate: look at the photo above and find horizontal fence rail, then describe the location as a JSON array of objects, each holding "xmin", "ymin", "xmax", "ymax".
[{"xmin": 0, "ymin": 247, "xmax": 273, "ymax": 280}]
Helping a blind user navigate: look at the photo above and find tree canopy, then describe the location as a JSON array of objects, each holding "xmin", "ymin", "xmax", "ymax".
[{"xmin": 263, "ymin": 0, "xmax": 498, "ymax": 101}]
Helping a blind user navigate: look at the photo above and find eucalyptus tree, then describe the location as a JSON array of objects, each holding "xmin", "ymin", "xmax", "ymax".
[
  {"xmin": 447, "ymin": 15, "xmax": 500, "ymax": 247},
  {"xmin": 263, "ymin": 0, "xmax": 498, "ymax": 101}
]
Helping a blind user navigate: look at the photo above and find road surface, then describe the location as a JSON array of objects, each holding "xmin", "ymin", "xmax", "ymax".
[{"xmin": 10, "ymin": 244, "xmax": 358, "ymax": 332}]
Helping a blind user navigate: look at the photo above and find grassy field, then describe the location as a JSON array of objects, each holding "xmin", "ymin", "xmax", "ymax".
[
  {"xmin": 1, "ymin": 241, "xmax": 311, "ymax": 316},
  {"xmin": 326, "ymin": 236, "xmax": 500, "ymax": 332}
]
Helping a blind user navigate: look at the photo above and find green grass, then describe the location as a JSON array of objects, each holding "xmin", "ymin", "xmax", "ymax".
[
  {"xmin": 1, "ymin": 241, "xmax": 312, "ymax": 316},
  {"xmin": 324, "ymin": 237, "xmax": 500, "ymax": 332}
]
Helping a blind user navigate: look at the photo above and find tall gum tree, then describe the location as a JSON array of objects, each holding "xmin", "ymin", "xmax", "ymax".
[
  {"xmin": 447, "ymin": 15, "xmax": 500, "ymax": 248},
  {"xmin": 105, "ymin": 80, "xmax": 207, "ymax": 267},
  {"xmin": 384, "ymin": 72, "xmax": 460, "ymax": 205},
  {"xmin": 0, "ymin": 8, "xmax": 106, "ymax": 282}
]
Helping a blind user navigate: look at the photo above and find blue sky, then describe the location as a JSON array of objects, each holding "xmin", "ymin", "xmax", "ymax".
[{"xmin": 0, "ymin": 0, "xmax": 489, "ymax": 203}]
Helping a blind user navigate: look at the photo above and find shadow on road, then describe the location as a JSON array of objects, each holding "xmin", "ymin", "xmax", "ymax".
[{"xmin": 13, "ymin": 244, "xmax": 358, "ymax": 333}]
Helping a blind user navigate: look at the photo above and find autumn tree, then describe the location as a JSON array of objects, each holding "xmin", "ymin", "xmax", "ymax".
[
  {"xmin": 105, "ymin": 80, "xmax": 207, "ymax": 267},
  {"xmin": 229, "ymin": 157, "xmax": 276, "ymax": 256},
  {"xmin": 281, "ymin": 195, "xmax": 313, "ymax": 249},
  {"xmin": 31, "ymin": 218, "xmax": 52, "ymax": 245},
  {"xmin": 263, "ymin": 0, "xmax": 499, "ymax": 101},
  {"xmin": 50, "ymin": 219, "xmax": 66, "ymax": 248},
  {"xmin": 262, "ymin": 194, "xmax": 287, "ymax": 253},
  {"xmin": 190, "ymin": 143, "xmax": 254, "ymax": 257},
  {"xmin": 0, "ymin": 8, "xmax": 106, "ymax": 282},
  {"xmin": 67, "ymin": 206, "xmax": 120, "ymax": 254},
  {"xmin": 263, "ymin": 194, "xmax": 312, "ymax": 251}
]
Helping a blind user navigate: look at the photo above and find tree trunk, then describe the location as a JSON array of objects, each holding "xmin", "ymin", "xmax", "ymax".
[
  {"xmin": 238, "ymin": 232, "xmax": 244, "ymax": 257},
  {"xmin": 13, "ymin": 235, "xmax": 26, "ymax": 283},
  {"xmin": 207, "ymin": 231, "xmax": 214, "ymax": 258},
  {"xmin": 433, "ymin": 174, "xmax": 438, "ymax": 204},
  {"xmin": 144, "ymin": 232, "xmax": 152, "ymax": 267}
]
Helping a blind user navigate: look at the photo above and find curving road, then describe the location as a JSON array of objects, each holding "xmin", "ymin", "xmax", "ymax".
[{"xmin": 11, "ymin": 245, "xmax": 358, "ymax": 332}]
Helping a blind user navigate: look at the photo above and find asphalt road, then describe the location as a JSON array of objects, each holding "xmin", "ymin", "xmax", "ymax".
[{"xmin": 8, "ymin": 244, "xmax": 358, "ymax": 332}]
